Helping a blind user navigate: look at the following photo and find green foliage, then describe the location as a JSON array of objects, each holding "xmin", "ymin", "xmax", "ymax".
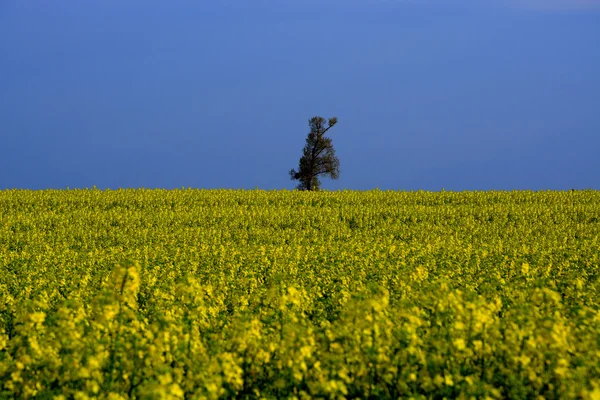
[
  {"xmin": 290, "ymin": 116, "xmax": 340, "ymax": 191},
  {"xmin": 1, "ymin": 189, "xmax": 600, "ymax": 398}
]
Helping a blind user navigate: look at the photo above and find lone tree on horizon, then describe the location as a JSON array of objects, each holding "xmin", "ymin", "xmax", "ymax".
[{"xmin": 289, "ymin": 116, "xmax": 340, "ymax": 191}]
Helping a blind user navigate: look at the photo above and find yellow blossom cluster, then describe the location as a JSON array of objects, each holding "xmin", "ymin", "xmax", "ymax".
[{"xmin": 0, "ymin": 189, "xmax": 599, "ymax": 398}]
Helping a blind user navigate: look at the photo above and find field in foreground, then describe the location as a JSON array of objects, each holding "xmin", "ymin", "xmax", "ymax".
[{"xmin": 1, "ymin": 189, "xmax": 599, "ymax": 399}]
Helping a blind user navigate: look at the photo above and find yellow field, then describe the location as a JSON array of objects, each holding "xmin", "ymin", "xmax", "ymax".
[{"xmin": 1, "ymin": 189, "xmax": 599, "ymax": 399}]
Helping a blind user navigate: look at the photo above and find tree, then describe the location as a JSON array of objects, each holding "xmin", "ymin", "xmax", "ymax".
[{"xmin": 289, "ymin": 116, "xmax": 340, "ymax": 191}]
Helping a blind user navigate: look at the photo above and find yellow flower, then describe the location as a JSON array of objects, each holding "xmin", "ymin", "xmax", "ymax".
[
  {"xmin": 587, "ymin": 387, "xmax": 600, "ymax": 400},
  {"xmin": 453, "ymin": 338, "xmax": 467, "ymax": 351},
  {"xmin": 29, "ymin": 311, "xmax": 46, "ymax": 324},
  {"xmin": 444, "ymin": 374, "xmax": 454, "ymax": 386}
]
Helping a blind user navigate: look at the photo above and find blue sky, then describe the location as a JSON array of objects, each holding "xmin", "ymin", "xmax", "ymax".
[{"xmin": 1, "ymin": 0, "xmax": 598, "ymax": 191}]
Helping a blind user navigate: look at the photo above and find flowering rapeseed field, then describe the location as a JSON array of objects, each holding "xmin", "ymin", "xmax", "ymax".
[{"xmin": 0, "ymin": 189, "xmax": 599, "ymax": 399}]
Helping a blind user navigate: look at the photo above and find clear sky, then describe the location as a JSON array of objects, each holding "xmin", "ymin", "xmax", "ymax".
[{"xmin": 1, "ymin": 0, "xmax": 598, "ymax": 191}]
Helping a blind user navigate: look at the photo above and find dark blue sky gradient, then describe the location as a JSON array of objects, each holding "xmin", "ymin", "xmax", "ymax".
[{"xmin": 1, "ymin": 1, "xmax": 598, "ymax": 190}]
